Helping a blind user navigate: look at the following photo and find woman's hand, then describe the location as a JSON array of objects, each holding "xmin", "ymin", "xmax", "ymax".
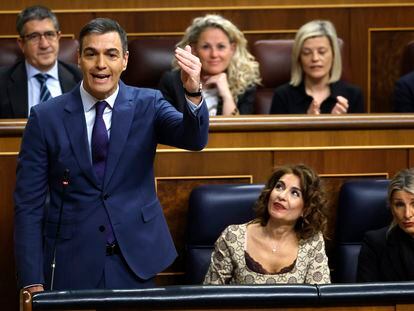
[
  {"xmin": 307, "ymin": 100, "xmax": 321, "ymax": 115},
  {"xmin": 331, "ymin": 96, "xmax": 349, "ymax": 114},
  {"xmin": 204, "ymin": 73, "xmax": 237, "ymax": 115}
]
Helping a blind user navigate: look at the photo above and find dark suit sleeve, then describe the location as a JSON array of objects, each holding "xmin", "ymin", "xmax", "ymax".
[
  {"xmin": 237, "ymin": 86, "xmax": 256, "ymax": 114},
  {"xmin": 154, "ymin": 89, "xmax": 209, "ymax": 151},
  {"xmin": 356, "ymin": 231, "xmax": 383, "ymax": 282},
  {"xmin": 393, "ymin": 75, "xmax": 414, "ymax": 112},
  {"xmin": 14, "ymin": 108, "xmax": 49, "ymax": 287}
]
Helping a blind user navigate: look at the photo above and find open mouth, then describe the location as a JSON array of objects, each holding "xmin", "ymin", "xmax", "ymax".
[
  {"xmin": 91, "ymin": 73, "xmax": 110, "ymax": 81},
  {"xmin": 272, "ymin": 202, "xmax": 286, "ymax": 211}
]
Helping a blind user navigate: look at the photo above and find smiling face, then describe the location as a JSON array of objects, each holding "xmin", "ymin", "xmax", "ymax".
[
  {"xmin": 267, "ymin": 173, "xmax": 304, "ymax": 225},
  {"xmin": 300, "ymin": 36, "xmax": 333, "ymax": 83},
  {"xmin": 78, "ymin": 31, "xmax": 128, "ymax": 100},
  {"xmin": 17, "ymin": 18, "xmax": 61, "ymax": 72},
  {"xmin": 391, "ymin": 190, "xmax": 414, "ymax": 237},
  {"xmin": 193, "ymin": 27, "xmax": 235, "ymax": 76}
]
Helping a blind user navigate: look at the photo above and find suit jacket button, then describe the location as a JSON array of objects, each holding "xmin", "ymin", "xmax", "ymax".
[
  {"xmin": 99, "ymin": 225, "xmax": 105, "ymax": 232},
  {"xmin": 103, "ymin": 193, "xmax": 109, "ymax": 200}
]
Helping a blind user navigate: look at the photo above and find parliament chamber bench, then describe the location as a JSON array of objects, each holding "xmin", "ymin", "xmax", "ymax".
[
  {"xmin": 2, "ymin": 114, "xmax": 414, "ymax": 311},
  {"xmin": 21, "ymin": 282, "xmax": 414, "ymax": 311}
]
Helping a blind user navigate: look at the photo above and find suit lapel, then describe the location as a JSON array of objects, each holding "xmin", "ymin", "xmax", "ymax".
[
  {"xmin": 8, "ymin": 63, "xmax": 29, "ymax": 117},
  {"xmin": 104, "ymin": 82, "xmax": 134, "ymax": 186},
  {"xmin": 63, "ymin": 86, "xmax": 98, "ymax": 185},
  {"xmin": 58, "ymin": 61, "xmax": 78, "ymax": 92}
]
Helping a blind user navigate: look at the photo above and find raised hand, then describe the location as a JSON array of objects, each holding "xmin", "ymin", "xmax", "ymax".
[{"xmin": 176, "ymin": 45, "xmax": 202, "ymax": 102}]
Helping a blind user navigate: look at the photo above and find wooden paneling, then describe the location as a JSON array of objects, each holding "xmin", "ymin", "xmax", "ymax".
[
  {"xmin": 0, "ymin": 155, "xmax": 17, "ymax": 311},
  {"xmin": 370, "ymin": 29, "xmax": 414, "ymax": 112}
]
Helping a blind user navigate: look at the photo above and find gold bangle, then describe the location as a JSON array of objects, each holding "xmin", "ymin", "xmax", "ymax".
[{"xmin": 231, "ymin": 107, "xmax": 240, "ymax": 116}]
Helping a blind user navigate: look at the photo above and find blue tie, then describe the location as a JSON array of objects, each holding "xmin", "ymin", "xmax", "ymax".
[
  {"xmin": 91, "ymin": 101, "xmax": 115, "ymax": 244},
  {"xmin": 35, "ymin": 73, "xmax": 52, "ymax": 103}
]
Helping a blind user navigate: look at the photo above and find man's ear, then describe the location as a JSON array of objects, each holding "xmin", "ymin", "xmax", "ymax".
[
  {"xmin": 17, "ymin": 37, "xmax": 25, "ymax": 53},
  {"xmin": 77, "ymin": 48, "xmax": 81, "ymax": 67},
  {"xmin": 122, "ymin": 51, "xmax": 129, "ymax": 71}
]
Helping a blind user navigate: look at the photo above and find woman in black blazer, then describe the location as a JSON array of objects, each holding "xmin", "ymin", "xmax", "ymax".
[
  {"xmin": 159, "ymin": 14, "xmax": 261, "ymax": 116},
  {"xmin": 357, "ymin": 168, "xmax": 414, "ymax": 282},
  {"xmin": 270, "ymin": 20, "xmax": 364, "ymax": 115}
]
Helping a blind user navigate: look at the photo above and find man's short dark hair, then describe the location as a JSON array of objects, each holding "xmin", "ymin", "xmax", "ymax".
[
  {"xmin": 79, "ymin": 18, "xmax": 128, "ymax": 55},
  {"xmin": 16, "ymin": 5, "xmax": 60, "ymax": 37}
]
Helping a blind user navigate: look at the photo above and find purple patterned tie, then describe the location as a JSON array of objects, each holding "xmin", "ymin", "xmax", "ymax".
[
  {"xmin": 91, "ymin": 101, "xmax": 115, "ymax": 243},
  {"xmin": 92, "ymin": 101, "xmax": 109, "ymax": 182}
]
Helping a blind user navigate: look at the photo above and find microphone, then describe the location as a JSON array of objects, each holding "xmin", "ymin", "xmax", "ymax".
[{"xmin": 50, "ymin": 169, "xmax": 70, "ymax": 290}]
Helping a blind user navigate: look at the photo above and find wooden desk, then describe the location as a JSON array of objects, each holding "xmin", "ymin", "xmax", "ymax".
[{"xmin": 3, "ymin": 114, "xmax": 414, "ymax": 310}]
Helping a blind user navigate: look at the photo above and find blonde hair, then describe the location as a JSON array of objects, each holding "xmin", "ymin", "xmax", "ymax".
[
  {"xmin": 388, "ymin": 168, "xmax": 414, "ymax": 230},
  {"xmin": 173, "ymin": 14, "xmax": 261, "ymax": 100},
  {"xmin": 290, "ymin": 20, "xmax": 342, "ymax": 87}
]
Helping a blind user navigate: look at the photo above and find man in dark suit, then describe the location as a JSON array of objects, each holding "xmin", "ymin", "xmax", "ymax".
[
  {"xmin": 0, "ymin": 5, "xmax": 81, "ymax": 118},
  {"xmin": 14, "ymin": 18, "xmax": 208, "ymax": 292}
]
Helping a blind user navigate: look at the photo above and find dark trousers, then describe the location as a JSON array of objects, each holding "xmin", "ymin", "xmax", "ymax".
[{"xmin": 97, "ymin": 252, "xmax": 155, "ymax": 289}]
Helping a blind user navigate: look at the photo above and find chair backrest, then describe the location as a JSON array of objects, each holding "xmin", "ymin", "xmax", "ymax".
[
  {"xmin": 251, "ymin": 38, "xmax": 349, "ymax": 114},
  {"xmin": 122, "ymin": 37, "xmax": 178, "ymax": 88},
  {"xmin": 0, "ymin": 38, "xmax": 79, "ymax": 67},
  {"xmin": 186, "ymin": 183, "xmax": 264, "ymax": 284},
  {"xmin": 333, "ymin": 179, "xmax": 392, "ymax": 283},
  {"xmin": 251, "ymin": 39, "xmax": 293, "ymax": 114},
  {"xmin": 400, "ymin": 40, "xmax": 414, "ymax": 77}
]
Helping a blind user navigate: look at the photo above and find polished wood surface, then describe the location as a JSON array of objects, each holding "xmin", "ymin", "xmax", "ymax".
[{"xmin": 3, "ymin": 114, "xmax": 414, "ymax": 311}]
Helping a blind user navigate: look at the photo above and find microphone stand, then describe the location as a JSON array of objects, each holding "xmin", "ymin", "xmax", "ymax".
[{"xmin": 50, "ymin": 169, "xmax": 70, "ymax": 291}]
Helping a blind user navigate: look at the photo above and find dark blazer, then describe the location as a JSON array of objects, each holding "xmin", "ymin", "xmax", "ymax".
[
  {"xmin": 158, "ymin": 69, "xmax": 256, "ymax": 114},
  {"xmin": 393, "ymin": 71, "xmax": 414, "ymax": 112},
  {"xmin": 270, "ymin": 80, "xmax": 364, "ymax": 114},
  {"xmin": 357, "ymin": 226, "xmax": 414, "ymax": 282},
  {"xmin": 14, "ymin": 81, "xmax": 209, "ymax": 290},
  {"xmin": 0, "ymin": 60, "xmax": 82, "ymax": 118}
]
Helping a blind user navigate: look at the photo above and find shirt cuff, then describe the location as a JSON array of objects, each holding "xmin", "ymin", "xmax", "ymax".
[{"xmin": 185, "ymin": 96, "xmax": 205, "ymax": 116}]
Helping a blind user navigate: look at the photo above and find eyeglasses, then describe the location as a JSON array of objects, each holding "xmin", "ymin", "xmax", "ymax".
[{"xmin": 21, "ymin": 31, "xmax": 59, "ymax": 44}]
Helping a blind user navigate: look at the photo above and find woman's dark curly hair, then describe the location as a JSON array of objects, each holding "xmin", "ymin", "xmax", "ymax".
[{"xmin": 254, "ymin": 164, "xmax": 328, "ymax": 240}]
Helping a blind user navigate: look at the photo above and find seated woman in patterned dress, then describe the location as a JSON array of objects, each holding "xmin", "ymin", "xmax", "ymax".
[{"xmin": 203, "ymin": 164, "xmax": 331, "ymax": 284}]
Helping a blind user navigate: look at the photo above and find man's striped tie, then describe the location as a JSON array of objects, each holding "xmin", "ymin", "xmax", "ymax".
[{"xmin": 35, "ymin": 73, "xmax": 52, "ymax": 103}]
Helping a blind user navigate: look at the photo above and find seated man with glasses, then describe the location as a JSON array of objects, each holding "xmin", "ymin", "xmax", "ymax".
[{"xmin": 0, "ymin": 5, "xmax": 81, "ymax": 118}]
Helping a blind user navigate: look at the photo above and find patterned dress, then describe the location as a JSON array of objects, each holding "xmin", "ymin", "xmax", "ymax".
[{"xmin": 203, "ymin": 222, "xmax": 331, "ymax": 284}]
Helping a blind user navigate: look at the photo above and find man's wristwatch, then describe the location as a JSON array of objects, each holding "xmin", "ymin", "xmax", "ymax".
[{"xmin": 184, "ymin": 83, "xmax": 202, "ymax": 97}]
